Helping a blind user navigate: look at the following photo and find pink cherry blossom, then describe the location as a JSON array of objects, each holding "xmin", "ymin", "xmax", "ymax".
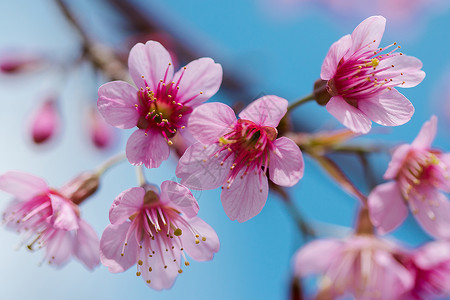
[
  {"xmin": 0, "ymin": 171, "xmax": 99, "ymax": 269},
  {"xmin": 30, "ymin": 98, "xmax": 60, "ymax": 144},
  {"xmin": 321, "ymin": 16, "xmax": 425, "ymax": 133},
  {"xmin": 403, "ymin": 241, "xmax": 450, "ymax": 299},
  {"xmin": 294, "ymin": 235, "xmax": 414, "ymax": 300},
  {"xmin": 97, "ymin": 40, "xmax": 223, "ymax": 168},
  {"xmin": 368, "ymin": 116, "xmax": 450, "ymax": 239},
  {"xmin": 99, "ymin": 181, "xmax": 219, "ymax": 290},
  {"xmin": 176, "ymin": 95, "xmax": 304, "ymax": 222}
]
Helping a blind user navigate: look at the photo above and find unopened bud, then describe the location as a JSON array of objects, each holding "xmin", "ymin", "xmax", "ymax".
[
  {"xmin": 313, "ymin": 79, "xmax": 332, "ymax": 106},
  {"xmin": 0, "ymin": 53, "xmax": 43, "ymax": 74},
  {"xmin": 59, "ymin": 172, "xmax": 100, "ymax": 205},
  {"xmin": 88, "ymin": 107, "xmax": 115, "ymax": 149},
  {"xmin": 30, "ymin": 98, "xmax": 60, "ymax": 144}
]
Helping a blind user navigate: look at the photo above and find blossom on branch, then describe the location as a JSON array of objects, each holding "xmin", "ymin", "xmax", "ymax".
[
  {"xmin": 176, "ymin": 95, "xmax": 304, "ymax": 222},
  {"xmin": 97, "ymin": 40, "xmax": 223, "ymax": 168},
  {"xmin": 368, "ymin": 116, "xmax": 450, "ymax": 239},
  {"xmin": 0, "ymin": 171, "xmax": 100, "ymax": 269},
  {"xmin": 99, "ymin": 181, "xmax": 219, "ymax": 290},
  {"xmin": 294, "ymin": 235, "xmax": 414, "ymax": 300},
  {"xmin": 320, "ymin": 15, "xmax": 425, "ymax": 133}
]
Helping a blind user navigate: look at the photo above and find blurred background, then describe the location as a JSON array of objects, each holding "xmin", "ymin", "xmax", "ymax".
[{"xmin": 0, "ymin": 0, "xmax": 449, "ymax": 299}]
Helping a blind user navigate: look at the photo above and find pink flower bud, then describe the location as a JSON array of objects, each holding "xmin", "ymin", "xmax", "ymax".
[
  {"xmin": 0, "ymin": 53, "xmax": 42, "ymax": 74},
  {"xmin": 59, "ymin": 172, "xmax": 100, "ymax": 206},
  {"xmin": 30, "ymin": 98, "xmax": 60, "ymax": 144},
  {"xmin": 88, "ymin": 108, "xmax": 115, "ymax": 149}
]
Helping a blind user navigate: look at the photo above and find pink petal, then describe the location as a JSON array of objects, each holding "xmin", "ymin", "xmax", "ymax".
[
  {"xmin": 140, "ymin": 243, "xmax": 181, "ymax": 290},
  {"xmin": 368, "ymin": 182, "xmax": 408, "ymax": 234},
  {"xmin": 0, "ymin": 171, "xmax": 48, "ymax": 200},
  {"xmin": 74, "ymin": 219, "xmax": 100, "ymax": 270},
  {"xmin": 412, "ymin": 189, "xmax": 450, "ymax": 240},
  {"xmin": 176, "ymin": 143, "xmax": 232, "ymax": 190},
  {"xmin": 109, "ymin": 187, "xmax": 144, "ymax": 224},
  {"xmin": 411, "ymin": 115, "xmax": 437, "ymax": 149},
  {"xmin": 45, "ymin": 229, "xmax": 74, "ymax": 267},
  {"xmin": 269, "ymin": 137, "xmax": 304, "ymax": 187},
  {"xmin": 321, "ymin": 34, "xmax": 352, "ymax": 80},
  {"xmin": 377, "ymin": 54, "xmax": 425, "ymax": 88},
  {"xmin": 49, "ymin": 195, "xmax": 79, "ymax": 231},
  {"xmin": 437, "ymin": 153, "xmax": 450, "ymax": 192},
  {"xmin": 172, "ymin": 57, "xmax": 223, "ymax": 108},
  {"xmin": 349, "ymin": 16, "xmax": 386, "ymax": 55},
  {"xmin": 221, "ymin": 169, "xmax": 269, "ymax": 222},
  {"xmin": 100, "ymin": 222, "xmax": 138, "ymax": 273},
  {"xmin": 160, "ymin": 181, "xmax": 199, "ymax": 218},
  {"xmin": 383, "ymin": 144, "xmax": 411, "ymax": 180},
  {"xmin": 179, "ymin": 216, "xmax": 219, "ymax": 261},
  {"xmin": 326, "ymin": 96, "xmax": 372, "ymax": 133},
  {"xmin": 358, "ymin": 89, "xmax": 414, "ymax": 127},
  {"xmin": 128, "ymin": 41, "xmax": 173, "ymax": 91},
  {"xmin": 126, "ymin": 129, "xmax": 170, "ymax": 169},
  {"xmin": 238, "ymin": 95, "xmax": 288, "ymax": 127},
  {"xmin": 188, "ymin": 102, "xmax": 237, "ymax": 144},
  {"xmin": 293, "ymin": 239, "xmax": 343, "ymax": 276},
  {"xmin": 97, "ymin": 81, "xmax": 140, "ymax": 129},
  {"xmin": 413, "ymin": 241, "xmax": 450, "ymax": 269},
  {"xmin": 373, "ymin": 250, "xmax": 415, "ymax": 297}
]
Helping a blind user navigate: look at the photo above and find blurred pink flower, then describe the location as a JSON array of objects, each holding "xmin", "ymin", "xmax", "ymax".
[
  {"xmin": 321, "ymin": 16, "xmax": 425, "ymax": 133},
  {"xmin": 0, "ymin": 171, "xmax": 99, "ymax": 269},
  {"xmin": 176, "ymin": 96, "xmax": 304, "ymax": 222},
  {"xmin": 368, "ymin": 116, "xmax": 450, "ymax": 239},
  {"xmin": 404, "ymin": 241, "xmax": 450, "ymax": 299},
  {"xmin": 97, "ymin": 40, "xmax": 222, "ymax": 168},
  {"xmin": 100, "ymin": 181, "xmax": 219, "ymax": 290},
  {"xmin": 294, "ymin": 235, "xmax": 414, "ymax": 300},
  {"xmin": 30, "ymin": 98, "xmax": 60, "ymax": 144},
  {"xmin": 0, "ymin": 52, "xmax": 43, "ymax": 74}
]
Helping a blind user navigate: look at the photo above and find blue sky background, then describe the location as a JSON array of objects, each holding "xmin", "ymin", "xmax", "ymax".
[{"xmin": 0, "ymin": 0, "xmax": 449, "ymax": 299}]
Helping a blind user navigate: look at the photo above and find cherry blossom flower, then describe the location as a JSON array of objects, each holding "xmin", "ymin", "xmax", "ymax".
[
  {"xmin": 30, "ymin": 98, "xmax": 60, "ymax": 144},
  {"xmin": 100, "ymin": 181, "xmax": 219, "ymax": 290},
  {"xmin": 176, "ymin": 95, "xmax": 304, "ymax": 222},
  {"xmin": 0, "ymin": 171, "xmax": 99, "ymax": 269},
  {"xmin": 368, "ymin": 116, "xmax": 450, "ymax": 239},
  {"xmin": 294, "ymin": 235, "xmax": 414, "ymax": 300},
  {"xmin": 320, "ymin": 15, "xmax": 425, "ymax": 133},
  {"xmin": 97, "ymin": 40, "xmax": 222, "ymax": 168},
  {"xmin": 404, "ymin": 241, "xmax": 450, "ymax": 299}
]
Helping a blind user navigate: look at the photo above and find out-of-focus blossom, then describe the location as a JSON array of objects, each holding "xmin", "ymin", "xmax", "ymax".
[
  {"xmin": 320, "ymin": 16, "xmax": 425, "ymax": 133},
  {"xmin": 97, "ymin": 40, "xmax": 222, "ymax": 168},
  {"xmin": 30, "ymin": 98, "xmax": 60, "ymax": 144},
  {"xmin": 403, "ymin": 241, "xmax": 450, "ymax": 299},
  {"xmin": 100, "ymin": 181, "xmax": 219, "ymax": 290},
  {"xmin": 0, "ymin": 52, "xmax": 44, "ymax": 74},
  {"xmin": 294, "ymin": 235, "xmax": 414, "ymax": 300},
  {"xmin": 176, "ymin": 96, "xmax": 304, "ymax": 222},
  {"xmin": 368, "ymin": 116, "xmax": 450, "ymax": 239},
  {"xmin": 88, "ymin": 107, "xmax": 116, "ymax": 150},
  {"xmin": 0, "ymin": 171, "xmax": 100, "ymax": 269}
]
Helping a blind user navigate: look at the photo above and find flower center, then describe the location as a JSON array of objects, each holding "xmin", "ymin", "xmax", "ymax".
[
  {"xmin": 330, "ymin": 41, "xmax": 405, "ymax": 105},
  {"xmin": 122, "ymin": 201, "xmax": 208, "ymax": 282},
  {"xmin": 216, "ymin": 119, "xmax": 277, "ymax": 188},
  {"xmin": 134, "ymin": 64, "xmax": 196, "ymax": 145},
  {"xmin": 398, "ymin": 151, "xmax": 448, "ymax": 201}
]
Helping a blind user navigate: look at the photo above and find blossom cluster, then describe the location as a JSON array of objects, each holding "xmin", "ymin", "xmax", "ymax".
[{"xmin": 0, "ymin": 13, "xmax": 448, "ymax": 299}]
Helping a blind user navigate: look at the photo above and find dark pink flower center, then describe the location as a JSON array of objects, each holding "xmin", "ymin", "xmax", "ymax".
[
  {"xmin": 122, "ymin": 191, "xmax": 207, "ymax": 282},
  {"xmin": 329, "ymin": 41, "xmax": 405, "ymax": 106},
  {"xmin": 398, "ymin": 150, "xmax": 448, "ymax": 202},
  {"xmin": 215, "ymin": 119, "xmax": 277, "ymax": 188},
  {"xmin": 134, "ymin": 65, "xmax": 200, "ymax": 144}
]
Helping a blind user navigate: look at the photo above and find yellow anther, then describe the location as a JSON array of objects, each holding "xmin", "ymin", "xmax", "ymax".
[
  {"xmin": 149, "ymin": 267, "xmax": 152, "ymax": 272},
  {"xmin": 138, "ymin": 260, "xmax": 143, "ymax": 266},
  {"xmin": 136, "ymin": 272, "xmax": 141, "ymax": 276},
  {"xmin": 185, "ymin": 261, "xmax": 190, "ymax": 266},
  {"xmin": 202, "ymin": 237, "xmax": 206, "ymax": 241},
  {"xmin": 178, "ymin": 269, "xmax": 183, "ymax": 274}
]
